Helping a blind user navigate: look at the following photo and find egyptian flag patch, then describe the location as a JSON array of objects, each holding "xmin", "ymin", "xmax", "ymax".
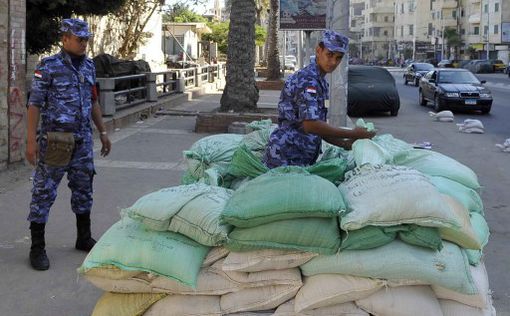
[
  {"xmin": 34, "ymin": 71, "xmax": 43, "ymax": 79},
  {"xmin": 306, "ymin": 86, "xmax": 317, "ymax": 94}
]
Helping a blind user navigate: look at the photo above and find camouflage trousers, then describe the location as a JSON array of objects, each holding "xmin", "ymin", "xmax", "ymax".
[{"xmin": 28, "ymin": 135, "xmax": 95, "ymax": 223}]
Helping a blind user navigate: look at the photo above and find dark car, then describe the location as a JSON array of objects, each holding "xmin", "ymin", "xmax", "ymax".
[
  {"xmin": 418, "ymin": 68, "xmax": 493, "ymax": 114},
  {"xmin": 464, "ymin": 60, "xmax": 493, "ymax": 73},
  {"xmin": 403, "ymin": 62, "xmax": 435, "ymax": 86},
  {"xmin": 348, "ymin": 65, "xmax": 400, "ymax": 116},
  {"xmin": 437, "ymin": 60, "xmax": 455, "ymax": 68}
]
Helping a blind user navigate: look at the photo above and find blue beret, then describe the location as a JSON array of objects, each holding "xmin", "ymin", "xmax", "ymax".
[
  {"xmin": 60, "ymin": 18, "xmax": 92, "ymax": 38},
  {"xmin": 322, "ymin": 30, "xmax": 349, "ymax": 54}
]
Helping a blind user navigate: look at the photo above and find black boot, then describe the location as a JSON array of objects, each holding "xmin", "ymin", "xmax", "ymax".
[
  {"xmin": 75, "ymin": 213, "xmax": 96, "ymax": 252},
  {"xmin": 29, "ymin": 222, "xmax": 50, "ymax": 270}
]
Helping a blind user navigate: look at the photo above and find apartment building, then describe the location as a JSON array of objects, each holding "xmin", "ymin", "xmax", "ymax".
[
  {"xmin": 350, "ymin": 0, "xmax": 366, "ymax": 58},
  {"xmin": 361, "ymin": 0, "xmax": 395, "ymax": 61}
]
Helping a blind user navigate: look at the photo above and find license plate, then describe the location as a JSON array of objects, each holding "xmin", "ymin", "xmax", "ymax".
[{"xmin": 465, "ymin": 99, "xmax": 477, "ymax": 105}]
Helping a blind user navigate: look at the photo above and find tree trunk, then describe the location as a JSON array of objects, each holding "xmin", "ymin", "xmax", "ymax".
[
  {"xmin": 266, "ymin": 0, "xmax": 281, "ymax": 80},
  {"xmin": 220, "ymin": 0, "xmax": 259, "ymax": 112}
]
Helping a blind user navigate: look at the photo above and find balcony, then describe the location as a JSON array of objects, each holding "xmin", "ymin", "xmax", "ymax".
[
  {"xmin": 465, "ymin": 34, "xmax": 482, "ymax": 44},
  {"xmin": 364, "ymin": 6, "xmax": 394, "ymax": 15},
  {"xmin": 365, "ymin": 20, "xmax": 394, "ymax": 28},
  {"xmin": 362, "ymin": 35, "xmax": 393, "ymax": 42},
  {"xmin": 470, "ymin": 0, "xmax": 480, "ymax": 3},
  {"xmin": 441, "ymin": 18, "xmax": 458, "ymax": 27},
  {"xmin": 468, "ymin": 13, "xmax": 481, "ymax": 24},
  {"xmin": 433, "ymin": 0, "xmax": 458, "ymax": 10}
]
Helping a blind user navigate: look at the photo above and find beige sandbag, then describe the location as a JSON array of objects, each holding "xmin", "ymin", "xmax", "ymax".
[
  {"xmin": 355, "ymin": 286, "xmax": 443, "ymax": 316},
  {"xmin": 439, "ymin": 299, "xmax": 496, "ymax": 316},
  {"xmin": 144, "ymin": 295, "xmax": 221, "ymax": 316},
  {"xmin": 440, "ymin": 195, "xmax": 481, "ymax": 250},
  {"xmin": 222, "ymin": 249, "xmax": 317, "ymax": 272},
  {"xmin": 92, "ymin": 292, "xmax": 165, "ymax": 316},
  {"xmin": 294, "ymin": 274, "xmax": 383, "ymax": 312},
  {"xmin": 84, "ymin": 265, "xmax": 141, "ymax": 280},
  {"xmin": 433, "ymin": 262, "xmax": 489, "ymax": 309},
  {"xmin": 202, "ymin": 247, "xmax": 229, "ymax": 267},
  {"xmin": 221, "ymin": 285, "xmax": 301, "ymax": 314},
  {"xmin": 85, "ymin": 274, "xmax": 154, "ymax": 293},
  {"xmin": 225, "ymin": 313, "xmax": 274, "ymax": 316},
  {"xmin": 274, "ymin": 299, "xmax": 369, "ymax": 316}
]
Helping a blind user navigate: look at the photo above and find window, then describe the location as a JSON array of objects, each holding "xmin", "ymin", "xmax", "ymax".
[
  {"xmin": 401, "ymin": 3, "xmax": 404, "ymax": 14},
  {"xmin": 495, "ymin": 3, "xmax": 499, "ymax": 12},
  {"xmin": 432, "ymin": 12, "xmax": 435, "ymax": 20},
  {"xmin": 474, "ymin": 26, "xmax": 480, "ymax": 35},
  {"xmin": 409, "ymin": 25, "xmax": 414, "ymax": 36},
  {"xmin": 461, "ymin": 28, "xmax": 465, "ymax": 35},
  {"xmin": 384, "ymin": 30, "xmax": 388, "ymax": 36},
  {"xmin": 461, "ymin": 9, "xmax": 464, "ymax": 17},
  {"xmin": 385, "ymin": 16, "xmax": 388, "ymax": 22},
  {"xmin": 484, "ymin": 4, "xmax": 488, "ymax": 13},
  {"xmin": 351, "ymin": 20, "xmax": 356, "ymax": 27},
  {"xmin": 484, "ymin": 25, "xmax": 489, "ymax": 35},
  {"xmin": 452, "ymin": 10, "xmax": 457, "ymax": 19},
  {"xmin": 428, "ymin": 23, "xmax": 433, "ymax": 36},
  {"xmin": 494, "ymin": 24, "xmax": 499, "ymax": 34},
  {"xmin": 401, "ymin": 25, "xmax": 404, "ymax": 37}
]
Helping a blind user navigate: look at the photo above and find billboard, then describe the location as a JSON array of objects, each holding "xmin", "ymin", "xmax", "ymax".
[
  {"xmin": 280, "ymin": 0, "xmax": 327, "ymax": 30},
  {"xmin": 502, "ymin": 22, "xmax": 510, "ymax": 43}
]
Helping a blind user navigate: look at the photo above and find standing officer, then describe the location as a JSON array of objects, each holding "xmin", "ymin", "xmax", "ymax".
[
  {"xmin": 264, "ymin": 30, "xmax": 375, "ymax": 168},
  {"xmin": 25, "ymin": 18, "xmax": 111, "ymax": 270}
]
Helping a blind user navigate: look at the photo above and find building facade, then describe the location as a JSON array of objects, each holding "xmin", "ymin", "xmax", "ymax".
[{"xmin": 361, "ymin": 0, "xmax": 395, "ymax": 61}]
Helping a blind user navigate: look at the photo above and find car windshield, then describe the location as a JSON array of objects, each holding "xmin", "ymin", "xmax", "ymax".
[
  {"xmin": 415, "ymin": 63, "xmax": 434, "ymax": 71},
  {"xmin": 438, "ymin": 71, "xmax": 480, "ymax": 84}
]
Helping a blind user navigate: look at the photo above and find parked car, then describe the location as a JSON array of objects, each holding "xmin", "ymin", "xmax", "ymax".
[
  {"xmin": 437, "ymin": 60, "xmax": 455, "ymax": 68},
  {"xmin": 348, "ymin": 66, "xmax": 400, "ymax": 116},
  {"xmin": 463, "ymin": 60, "xmax": 493, "ymax": 73},
  {"xmin": 401, "ymin": 59, "xmax": 415, "ymax": 68},
  {"xmin": 403, "ymin": 62, "xmax": 435, "ymax": 86},
  {"xmin": 418, "ymin": 68, "xmax": 493, "ymax": 114},
  {"xmin": 489, "ymin": 59, "xmax": 506, "ymax": 72}
]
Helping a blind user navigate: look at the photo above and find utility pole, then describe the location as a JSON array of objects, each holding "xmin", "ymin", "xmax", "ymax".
[
  {"xmin": 327, "ymin": 0, "xmax": 349, "ymax": 127},
  {"xmin": 485, "ymin": 0, "xmax": 490, "ymax": 60}
]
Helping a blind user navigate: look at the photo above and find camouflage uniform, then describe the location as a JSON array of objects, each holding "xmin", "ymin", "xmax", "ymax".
[
  {"xmin": 263, "ymin": 30, "xmax": 349, "ymax": 168},
  {"xmin": 28, "ymin": 19, "xmax": 97, "ymax": 223}
]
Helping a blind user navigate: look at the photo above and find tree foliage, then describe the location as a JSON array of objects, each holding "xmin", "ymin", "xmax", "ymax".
[
  {"xmin": 203, "ymin": 22, "xmax": 266, "ymax": 55},
  {"xmin": 27, "ymin": 0, "xmax": 127, "ymax": 54},
  {"xmin": 163, "ymin": 3, "xmax": 207, "ymax": 23}
]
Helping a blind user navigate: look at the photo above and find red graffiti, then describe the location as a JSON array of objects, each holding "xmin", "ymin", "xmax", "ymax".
[{"xmin": 9, "ymin": 87, "xmax": 24, "ymax": 158}]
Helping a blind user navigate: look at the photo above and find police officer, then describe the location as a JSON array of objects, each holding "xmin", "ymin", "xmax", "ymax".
[
  {"xmin": 25, "ymin": 19, "xmax": 111, "ymax": 270},
  {"xmin": 264, "ymin": 30, "xmax": 375, "ymax": 169}
]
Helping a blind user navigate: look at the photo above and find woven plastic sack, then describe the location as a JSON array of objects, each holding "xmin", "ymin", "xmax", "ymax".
[
  {"xmin": 340, "ymin": 225, "xmax": 397, "ymax": 250},
  {"xmin": 428, "ymin": 176, "xmax": 484, "ymax": 214},
  {"xmin": 79, "ymin": 218, "xmax": 210, "ymax": 287},
  {"xmin": 398, "ymin": 224, "xmax": 443, "ymax": 251},
  {"xmin": 247, "ymin": 119, "xmax": 275, "ymax": 131},
  {"xmin": 339, "ymin": 164, "xmax": 460, "ymax": 230},
  {"xmin": 372, "ymin": 134, "xmax": 413, "ymax": 159},
  {"xmin": 301, "ymin": 240, "xmax": 477, "ymax": 295},
  {"xmin": 439, "ymin": 195, "xmax": 481, "ymax": 250},
  {"xmin": 222, "ymin": 167, "xmax": 346, "ymax": 228},
  {"xmin": 320, "ymin": 142, "xmax": 356, "ymax": 171},
  {"xmin": 222, "ymin": 249, "xmax": 316, "ymax": 272},
  {"xmin": 226, "ymin": 217, "xmax": 341, "ymax": 255},
  {"xmin": 202, "ymin": 247, "xmax": 230, "ymax": 267},
  {"xmin": 183, "ymin": 134, "xmax": 243, "ymax": 180},
  {"xmin": 240, "ymin": 126, "xmax": 276, "ymax": 159},
  {"xmin": 439, "ymin": 299, "xmax": 496, "ymax": 316},
  {"xmin": 351, "ymin": 139, "xmax": 392, "ymax": 166},
  {"xmin": 274, "ymin": 300, "xmax": 369, "ymax": 316},
  {"xmin": 466, "ymin": 212, "xmax": 490, "ymax": 266},
  {"xmin": 168, "ymin": 187, "xmax": 233, "ymax": 246},
  {"xmin": 144, "ymin": 295, "xmax": 221, "ymax": 316},
  {"xmin": 393, "ymin": 149, "xmax": 480, "ymax": 189},
  {"xmin": 91, "ymin": 292, "xmax": 165, "ymax": 316},
  {"xmin": 121, "ymin": 183, "xmax": 211, "ymax": 231}
]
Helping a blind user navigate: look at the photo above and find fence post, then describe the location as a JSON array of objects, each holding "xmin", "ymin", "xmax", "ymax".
[
  {"xmin": 97, "ymin": 78, "xmax": 116, "ymax": 116},
  {"xmin": 176, "ymin": 70, "xmax": 185, "ymax": 92},
  {"xmin": 146, "ymin": 73, "xmax": 158, "ymax": 102},
  {"xmin": 195, "ymin": 67, "xmax": 202, "ymax": 87}
]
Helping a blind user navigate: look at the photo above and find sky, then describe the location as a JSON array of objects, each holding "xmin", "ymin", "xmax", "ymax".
[{"xmin": 165, "ymin": 0, "xmax": 220, "ymax": 15}]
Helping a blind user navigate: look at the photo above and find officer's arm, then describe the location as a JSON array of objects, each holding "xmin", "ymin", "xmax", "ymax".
[
  {"xmin": 91, "ymin": 100, "xmax": 107, "ymax": 134},
  {"xmin": 303, "ymin": 120, "xmax": 375, "ymax": 140}
]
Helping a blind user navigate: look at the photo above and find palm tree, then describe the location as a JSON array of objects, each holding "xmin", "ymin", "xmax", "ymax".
[
  {"xmin": 265, "ymin": 0, "xmax": 281, "ymax": 80},
  {"xmin": 444, "ymin": 27, "xmax": 462, "ymax": 60},
  {"xmin": 220, "ymin": 0, "xmax": 259, "ymax": 112}
]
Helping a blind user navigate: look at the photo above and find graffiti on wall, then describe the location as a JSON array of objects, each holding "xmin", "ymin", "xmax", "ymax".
[{"xmin": 8, "ymin": 87, "xmax": 24, "ymax": 156}]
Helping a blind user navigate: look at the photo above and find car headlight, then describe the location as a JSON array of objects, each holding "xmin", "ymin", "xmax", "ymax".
[
  {"xmin": 445, "ymin": 92, "xmax": 460, "ymax": 97},
  {"xmin": 479, "ymin": 93, "xmax": 491, "ymax": 98}
]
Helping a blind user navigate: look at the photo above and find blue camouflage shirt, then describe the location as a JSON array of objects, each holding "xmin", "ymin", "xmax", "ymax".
[
  {"xmin": 263, "ymin": 60, "xmax": 329, "ymax": 168},
  {"xmin": 29, "ymin": 49, "xmax": 96, "ymax": 139}
]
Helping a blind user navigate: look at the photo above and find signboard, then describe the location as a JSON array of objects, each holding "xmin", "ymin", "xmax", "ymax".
[
  {"xmin": 280, "ymin": 0, "xmax": 327, "ymax": 30},
  {"xmin": 502, "ymin": 22, "xmax": 510, "ymax": 43}
]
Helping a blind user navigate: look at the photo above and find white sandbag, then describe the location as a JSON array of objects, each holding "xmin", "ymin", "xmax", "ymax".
[
  {"xmin": 202, "ymin": 247, "xmax": 230, "ymax": 267},
  {"xmin": 430, "ymin": 110, "xmax": 454, "ymax": 122},
  {"xmin": 294, "ymin": 274, "xmax": 383, "ymax": 312},
  {"xmin": 144, "ymin": 295, "xmax": 221, "ymax": 316},
  {"xmin": 339, "ymin": 165, "xmax": 460, "ymax": 230},
  {"xmin": 439, "ymin": 195, "xmax": 481, "ymax": 250},
  {"xmin": 433, "ymin": 262, "xmax": 490, "ymax": 309},
  {"xmin": 428, "ymin": 176, "xmax": 484, "ymax": 214},
  {"xmin": 495, "ymin": 138, "xmax": 510, "ymax": 152},
  {"xmin": 222, "ymin": 249, "xmax": 317, "ymax": 272},
  {"xmin": 355, "ymin": 286, "xmax": 443, "ymax": 316},
  {"xmin": 439, "ymin": 299, "xmax": 496, "ymax": 316},
  {"xmin": 220, "ymin": 285, "xmax": 301, "ymax": 314},
  {"xmin": 460, "ymin": 127, "xmax": 485, "ymax": 134},
  {"xmin": 273, "ymin": 299, "xmax": 369, "ymax": 316}
]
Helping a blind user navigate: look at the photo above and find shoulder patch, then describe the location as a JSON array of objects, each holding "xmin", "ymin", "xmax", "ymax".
[
  {"xmin": 306, "ymin": 86, "xmax": 317, "ymax": 94},
  {"xmin": 34, "ymin": 70, "xmax": 43, "ymax": 79}
]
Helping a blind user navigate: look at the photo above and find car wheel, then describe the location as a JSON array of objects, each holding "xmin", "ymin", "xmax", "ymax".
[
  {"xmin": 415, "ymin": 78, "xmax": 419, "ymax": 86},
  {"xmin": 390, "ymin": 110, "xmax": 398, "ymax": 116},
  {"xmin": 434, "ymin": 94, "xmax": 443, "ymax": 112},
  {"xmin": 481, "ymin": 107, "xmax": 491, "ymax": 114},
  {"xmin": 419, "ymin": 90, "xmax": 427, "ymax": 106},
  {"xmin": 403, "ymin": 76, "xmax": 408, "ymax": 85}
]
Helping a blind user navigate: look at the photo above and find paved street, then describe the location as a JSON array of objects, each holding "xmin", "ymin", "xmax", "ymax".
[{"xmin": 0, "ymin": 83, "xmax": 509, "ymax": 315}]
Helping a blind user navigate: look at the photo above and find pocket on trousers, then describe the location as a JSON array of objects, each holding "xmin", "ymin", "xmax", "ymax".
[{"xmin": 44, "ymin": 132, "xmax": 75, "ymax": 167}]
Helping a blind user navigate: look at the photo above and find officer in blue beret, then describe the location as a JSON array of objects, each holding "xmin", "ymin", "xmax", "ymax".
[
  {"xmin": 26, "ymin": 18, "xmax": 111, "ymax": 270},
  {"xmin": 264, "ymin": 30, "xmax": 376, "ymax": 168}
]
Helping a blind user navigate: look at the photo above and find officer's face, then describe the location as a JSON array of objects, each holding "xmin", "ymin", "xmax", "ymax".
[
  {"xmin": 62, "ymin": 33, "xmax": 89, "ymax": 56},
  {"xmin": 316, "ymin": 46, "xmax": 344, "ymax": 74}
]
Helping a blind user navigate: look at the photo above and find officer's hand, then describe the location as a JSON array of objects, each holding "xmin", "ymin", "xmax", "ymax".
[
  {"xmin": 352, "ymin": 127, "xmax": 376, "ymax": 140},
  {"xmin": 26, "ymin": 141, "xmax": 38, "ymax": 166},
  {"xmin": 100, "ymin": 134, "xmax": 111, "ymax": 157}
]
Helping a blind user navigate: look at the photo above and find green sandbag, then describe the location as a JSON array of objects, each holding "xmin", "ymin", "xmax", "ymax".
[
  {"xmin": 372, "ymin": 134, "xmax": 413, "ymax": 160},
  {"xmin": 221, "ymin": 167, "xmax": 346, "ymax": 228},
  {"xmin": 79, "ymin": 218, "xmax": 210, "ymax": 287},
  {"xmin": 320, "ymin": 142, "xmax": 356, "ymax": 171},
  {"xmin": 305, "ymin": 158, "xmax": 347, "ymax": 184},
  {"xmin": 183, "ymin": 134, "xmax": 243, "ymax": 180},
  {"xmin": 393, "ymin": 149, "xmax": 480, "ymax": 190},
  {"xmin": 466, "ymin": 212, "xmax": 490, "ymax": 266},
  {"xmin": 301, "ymin": 240, "xmax": 477, "ymax": 295},
  {"xmin": 181, "ymin": 170, "xmax": 198, "ymax": 185},
  {"xmin": 428, "ymin": 176, "xmax": 484, "ymax": 214},
  {"xmin": 247, "ymin": 119, "xmax": 275, "ymax": 131},
  {"xmin": 340, "ymin": 225, "xmax": 396, "ymax": 250},
  {"xmin": 240, "ymin": 126, "xmax": 276, "ymax": 159},
  {"xmin": 168, "ymin": 187, "xmax": 233, "ymax": 246},
  {"xmin": 352, "ymin": 139, "xmax": 391, "ymax": 166},
  {"xmin": 398, "ymin": 225, "xmax": 443, "ymax": 251},
  {"xmin": 226, "ymin": 217, "xmax": 341, "ymax": 255},
  {"xmin": 121, "ymin": 183, "xmax": 211, "ymax": 231}
]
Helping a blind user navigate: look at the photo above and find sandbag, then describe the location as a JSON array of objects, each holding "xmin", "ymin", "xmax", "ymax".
[
  {"xmin": 273, "ymin": 299, "xmax": 369, "ymax": 316},
  {"xmin": 121, "ymin": 183, "xmax": 211, "ymax": 231},
  {"xmin": 92, "ymin": 292, "xmax": 165, "ymax": 316},
  {"xmin": 222, "ymin": 249, "xmax": 316, "ymax": 272},
  {"xmin": 202, "ymin": 247, "xmax": 230, "ymax": 267},
  {"xmin": 439, "ymin": 299, "xmax": 496, "ymax": 316},
  {"xmin": 340, "ymin": 225, "xmax": 397, "ymax": 250},
  {"xmin": 226, "ymin": 217, "xmax": 341, "ymax": 255},
  {"xmin": 428, "ymin": 176, "xmax": 484, "ymax": 214},
  {"xmin": 144, "ymin": 295, "xmax": 221, "ymax": 316},
  {"xmin": 439, "ymin": 195, "xmax": 481, "ymax": 250},
  {"xmin": 84, "ymin": 272, "xmax": 155, "ymax": 293},
  {"xmin": 168, "ymin": 187, "xmax": 233, "ymax": 246},
  {"xmin": 371, "ymin": 134, "xmax": 413, "ymax": 159},
  {"xmin": 397, "ymin": 225, "xmax": 443, "ymax": 251},
  {"xmin": 294, "ymin": 274, "xmax": 383, "ymax": 312},
  {"xmin": 320, "ymin": 142, "xmax": 356, "ymax": 171},
  {"xmin": 351, "ymin": 139, "xmax": 391, "ymax": 166},
  {"xmin": 356, "ymin": 286, "xmax": 443, "ymax": 316},
  {"xmin": 79, "ymin": 218, "xmax": 209, "ymax": 287},
  {"xmin": 339, "ymin": 164, "xmax": 460, "ymax": 230},
  {"xmin": 300, "ymin": 240, "xmax": 477, "ymax": 295},
  {"xmin": 220, "ymin": 284, "xmax": 300, "ymax": 314},
  {"xmin": 240, "ymin": 126, "xmax": 275, "ymax": 159},
  {"xmin": 222, "ymin": 168, "xmax": 345, "ymax": 228},
  {"xmin": 466, "ymin": 213, "xmax": 490, "ymax": 266},
  {"xmin": 393, "ymin": 149, "xmax": 480, "ymax": 189}
]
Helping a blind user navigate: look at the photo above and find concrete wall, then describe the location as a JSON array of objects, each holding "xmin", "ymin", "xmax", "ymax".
[{"xmin": 0, "ymin": 0, "xmax": 26, "ymax": 169}]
